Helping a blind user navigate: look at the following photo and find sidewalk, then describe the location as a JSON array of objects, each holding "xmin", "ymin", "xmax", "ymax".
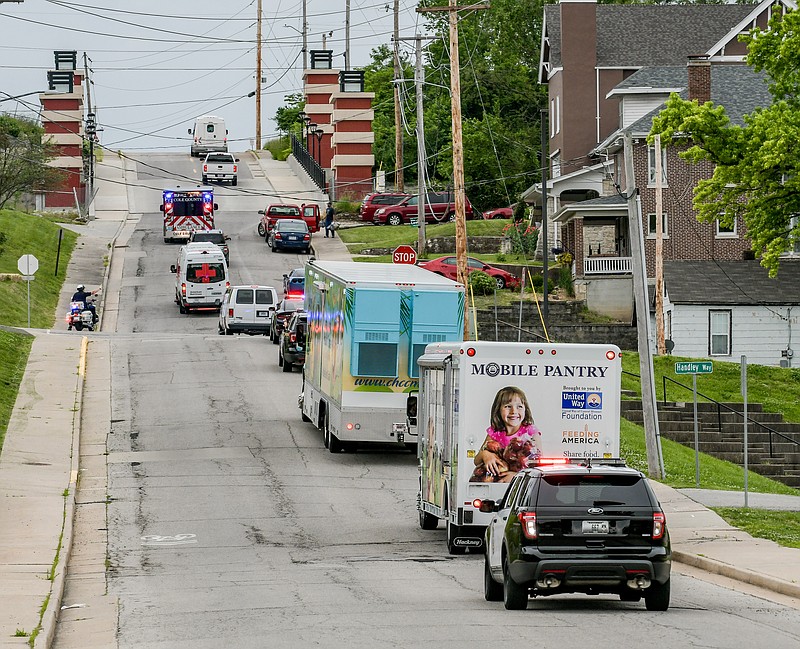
[{"xmin": 1, "ymin": 153, "xmax": 799, "ymax": 649}]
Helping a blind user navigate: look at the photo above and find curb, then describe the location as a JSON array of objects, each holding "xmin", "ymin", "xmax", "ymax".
[
  {"xmin": 34, "ymin": 335, "xmax": 88, "ymax": 649},
  {"xmin": 672, "ymin": 550, "xmax": 800, "ymax": 599}
]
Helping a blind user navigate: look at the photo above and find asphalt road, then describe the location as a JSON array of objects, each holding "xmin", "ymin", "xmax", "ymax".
[{"xmin": 52, "ymin": 153, "xmax": 800, "ymax": 649}]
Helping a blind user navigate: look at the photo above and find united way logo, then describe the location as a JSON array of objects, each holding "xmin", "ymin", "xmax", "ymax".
[{"xmin": 562, "ymin": 391, "xmax": 603, "ymax": 410}]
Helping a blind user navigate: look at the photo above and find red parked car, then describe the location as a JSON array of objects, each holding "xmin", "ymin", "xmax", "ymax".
[
  {"xmin": 359, "ymin": 192, "xmax": 412, "ymax": 223},
  {"xmin": 418, "ymin": 256, "xmax": 519, "ymax": 289},
  {"xmin": 483, "ymin": 204, "xmax": 516, "ymax": 220}
]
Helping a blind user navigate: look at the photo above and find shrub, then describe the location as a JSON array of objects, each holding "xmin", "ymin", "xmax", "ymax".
[
  {"xmin": 558, "ymin": 265, "xmax": 575, "ymax": 297},
  {"xmin": 502, "ymin": 221, "xmax": 538, "ymax": 257},
  {"xmin": 334, "ymin": 200, "xmax": 360, "ymax": 215},
  {"xmin": 263, "ymin": 137, "xmax": 291, "ymax": 161},
  {"xmin": 468, "ymin": 270, "xmax": 496, "ymax": 295}
]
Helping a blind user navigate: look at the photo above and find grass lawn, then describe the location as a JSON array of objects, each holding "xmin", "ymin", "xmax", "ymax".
[
  {"xmin": 0, "ymin": 330, "xmax": 33, "ymax": 454},
  {"xmin": 0, "ymin": 210, "xmax": 78, "ymax": 329},
  {"xmin": 712, "ymin": 508, "xmax": 800, "ymax": 549},
  {"xmin": 0, "ymin": 209, "xmax": 77, "ymax": 454},
  {"xmin": 340, "ymin": 220, "xmax": 537, "ymax": 265}
]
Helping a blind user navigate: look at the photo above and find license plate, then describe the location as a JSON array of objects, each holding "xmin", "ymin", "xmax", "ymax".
[
  {"xmin": 257, "ymin": 310, "xmax": 268, "ymax": 317},
  {"xmin": 582, "ymin": 520, "xmax": 609, "ymax": 534}
]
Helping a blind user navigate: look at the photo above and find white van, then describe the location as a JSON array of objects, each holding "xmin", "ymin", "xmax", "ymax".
[
  {"xmin": 170, "ymin": 242, "xmax": 229, "ymax": 313},
  {"xmin": 189, "ymin": 115, "xmax": 228, "ymax": 157},
  {"xmin": 218, "ymin": 285, "xmax": 279, "ymax": 335}
]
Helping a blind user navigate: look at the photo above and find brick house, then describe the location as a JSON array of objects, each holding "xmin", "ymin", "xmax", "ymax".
[{"xmin": 527, "ymin": 0, "xmax": 800, "ymax": 365}]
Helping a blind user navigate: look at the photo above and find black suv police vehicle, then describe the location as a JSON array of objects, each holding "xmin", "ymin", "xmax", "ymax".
[{"xmin": 481, "ymin": 459, "xmax": 671, "ymax": 611}]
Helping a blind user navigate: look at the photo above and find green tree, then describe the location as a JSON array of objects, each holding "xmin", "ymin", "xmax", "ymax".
[
  {"xmin": 0, "ymin": 115, "xmax": 62, "ymax": 210},
  {"xmin": 649, "ymin": 9, "xmax": 800, "ymax": 276},
  {"xmin": 273, "ymin": 93, "xmax": 305, "ymax": 138}
]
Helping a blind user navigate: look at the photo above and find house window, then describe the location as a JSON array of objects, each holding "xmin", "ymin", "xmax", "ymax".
[
  {"xmin": 790, "ymin": 215, "xmax": 800, "ymax": 254},
  {"xmin": 551, "ymin": 152, "xmax": 561, "ymax": 179},
  {"xmin": 716, "ymin": 217, "xmax": 737, "ymax": 238},
  {"xmin": 709, "ymin": 310, "xmax": 732, "ymax": 356},
  {"xmin": 550, "ymin": 98, "xmax": 555, "ymax": 137},
  {"xmin": 647, "ymin": 213, "xmax": 668, "ymax": 238},
  {"xmin": 647, "ymin": 145, "xmax": 668, "ymax": 186}
]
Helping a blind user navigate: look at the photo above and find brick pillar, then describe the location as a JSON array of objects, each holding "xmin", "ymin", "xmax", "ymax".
[{"xmin": 38, "ymin": 54, "xmax": 85, "ymax": 209}]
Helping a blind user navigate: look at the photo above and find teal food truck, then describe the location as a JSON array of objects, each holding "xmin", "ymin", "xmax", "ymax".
[{"xmin": 300, "ymin": 260, "xmax": 464, "ymax": 453}]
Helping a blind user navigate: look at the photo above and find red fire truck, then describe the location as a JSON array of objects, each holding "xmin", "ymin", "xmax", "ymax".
[{"xmin": 160, "ymin": 188, "xmax": 218, "ymax": 243}]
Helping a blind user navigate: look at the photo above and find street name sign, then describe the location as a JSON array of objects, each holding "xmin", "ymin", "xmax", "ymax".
[{"xmin": 675, "ymin": 361, "xmax": 713, "ymax": 375}]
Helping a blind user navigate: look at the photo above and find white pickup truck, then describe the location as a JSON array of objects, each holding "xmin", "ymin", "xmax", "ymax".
[{"xmin": 202, "ymin": 152, "xmax": 239, "ymax": 186}]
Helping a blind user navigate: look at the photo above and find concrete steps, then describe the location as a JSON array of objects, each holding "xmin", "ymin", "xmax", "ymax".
[{"xmin": 621, "ymin": 398, "xmax": 800, "ymax": 489}]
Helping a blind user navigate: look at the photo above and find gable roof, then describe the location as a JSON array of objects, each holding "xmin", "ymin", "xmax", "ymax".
[
  {"xmin": 543, "ymin": 4, "xmax": 754, "ymax": 73},
  {"xmin": 595, "ymin": 64, "xmax": 771, "ymax": 152},
  {"xmin": 664, "ymin": 260, "xmax": 800, "ymax": 306}
]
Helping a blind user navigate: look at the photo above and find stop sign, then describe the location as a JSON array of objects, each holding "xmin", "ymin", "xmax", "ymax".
[
  {"xmin": 17, "ymin": 254, "xmax": 38, "ymax": 276},
  {"xmin": 393, "ymin": 245, "xmax": 417, "ymax": 265}
]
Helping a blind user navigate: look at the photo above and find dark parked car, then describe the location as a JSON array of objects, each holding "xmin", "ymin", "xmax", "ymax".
[
  {"xmin": 267, "ymin": 219, "xmax": 311, "ymax": 254},
  {"xmin": 359, "ymin": 192, "xmax": 412, "ymax": 222},
  {"xmin": 418, "ymin": 256, "xmax": 519, "ymax": 289},
  {"xmin": 283, "ymin": 267, "xmax": 305, "ymax": 296},
  {"xmin": 271, "ymin": 296, "xmax": 305, "ymax": 344},
  {"xmin": 482, "ymin": 459, "xmax": 671, "ymax": 611},
  {"xmin": 279, "ymin": 311, "xmax": 307, "ymax": 372},
  {"xmin": 188, "ymin": 229, "xmax": 230, "ymax": 263},
  {"xmin": 372, "ymin": 191, "xmax": 477, "ymax": 226}
]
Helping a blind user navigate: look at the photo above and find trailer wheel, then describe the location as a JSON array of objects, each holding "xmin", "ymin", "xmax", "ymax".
[
  {"xmin": 324, "ymin": 415, "xmax": 344, "ymax": 453},
  {"xmin": 419, "ymin": 509, "xmax": 438, "ymax": 530}
]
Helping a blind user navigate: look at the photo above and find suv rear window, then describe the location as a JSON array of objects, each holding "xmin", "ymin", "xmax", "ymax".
[
  {"xmin": 533, "ymin": 474, "xmax": 651, "ymax": 507},
  {"xmin": 192, "ymin": 232, "xmax": 225, "ymax": 244}
]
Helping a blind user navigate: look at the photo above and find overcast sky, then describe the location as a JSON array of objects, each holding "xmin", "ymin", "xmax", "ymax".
[{"xmin": 0, "ymin": 0, "xmax": 427, "ymax": 153}]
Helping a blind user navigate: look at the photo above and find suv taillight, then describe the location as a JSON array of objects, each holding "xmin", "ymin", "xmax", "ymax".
[
  {"xmin": 228, "ymin": 308, "xmax": 234, "ymax": 317},
  {"xmin": 518, "ymin": 511, "xmax": 537, "ymax": 539},
  {"xmin": 652, "ymin": 512, "xmax": 666, "ymax": 539}
]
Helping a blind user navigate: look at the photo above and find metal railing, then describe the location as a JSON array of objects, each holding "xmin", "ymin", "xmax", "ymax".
[
  {"xmin": 583, "ymin": 256, "xmax": 632, "ymax": 275},
  {"xmin": 655, "ymin": 373, "xmax": 800, "ymax": 456},
  {"xmin": 291, "ymin": 134, "xmax": 327, "ymax": 193}
]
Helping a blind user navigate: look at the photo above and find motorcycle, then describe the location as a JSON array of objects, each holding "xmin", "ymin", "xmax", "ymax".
[{"xmin": 66, "ymin": 299, "xmax": 95, "ymax": 331}]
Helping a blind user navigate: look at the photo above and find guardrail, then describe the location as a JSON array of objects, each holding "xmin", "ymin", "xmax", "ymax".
[{"xmin": 291, "ymin": 134, "xmax": 327, "ymax": 193}]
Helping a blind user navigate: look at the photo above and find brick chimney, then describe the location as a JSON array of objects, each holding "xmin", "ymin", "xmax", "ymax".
[{"xmin": 687, "ymin": 55, "xmax": 711, "ymax": 104}]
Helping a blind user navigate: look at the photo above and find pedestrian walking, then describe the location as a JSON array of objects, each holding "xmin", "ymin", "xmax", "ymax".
[{"xmin": 324, "ymin": 202, "xmax": 335, "ymax": 238}]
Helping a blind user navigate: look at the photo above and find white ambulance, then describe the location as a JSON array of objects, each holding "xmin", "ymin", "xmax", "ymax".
[{"xmin": 170, "ymin": 242, "xmax": 229, "ymax": 314}]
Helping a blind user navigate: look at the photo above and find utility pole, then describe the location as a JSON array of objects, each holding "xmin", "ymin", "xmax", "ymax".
[
  {"xmin": 393, "ymin": 0, "xmax": 404, "ymax": 191},
  {"xmin": 540, "ymin": 109, "xmax": 549, "ymax": 323},
  {"xmin": 654, "ymin": 134, "xmax": 665, "ymax": 355},
  {"xmin": 83, "ymin": 52, "xmax": 95, "ymax": 216},
  {"xmin": 624, "ymin": 131, "xmax": 665, "ymax": 479},
  {"xmin": 302, "ymin": 0, "xmax": 308, "ymax": 71},
  {"xmin": 345, "ymin": 0, "xmax": 351, "ymax": 69},
  {"xmin": 418, "ymin": 2, "xmax": 489, "ymax": 339},
  {"xmin": 399, "ymin": 35, "xmax": 436, "ymax": 257},
  {"xmin": 255, "ymin": 0, "xmax": 263, "ymax": 151}
]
